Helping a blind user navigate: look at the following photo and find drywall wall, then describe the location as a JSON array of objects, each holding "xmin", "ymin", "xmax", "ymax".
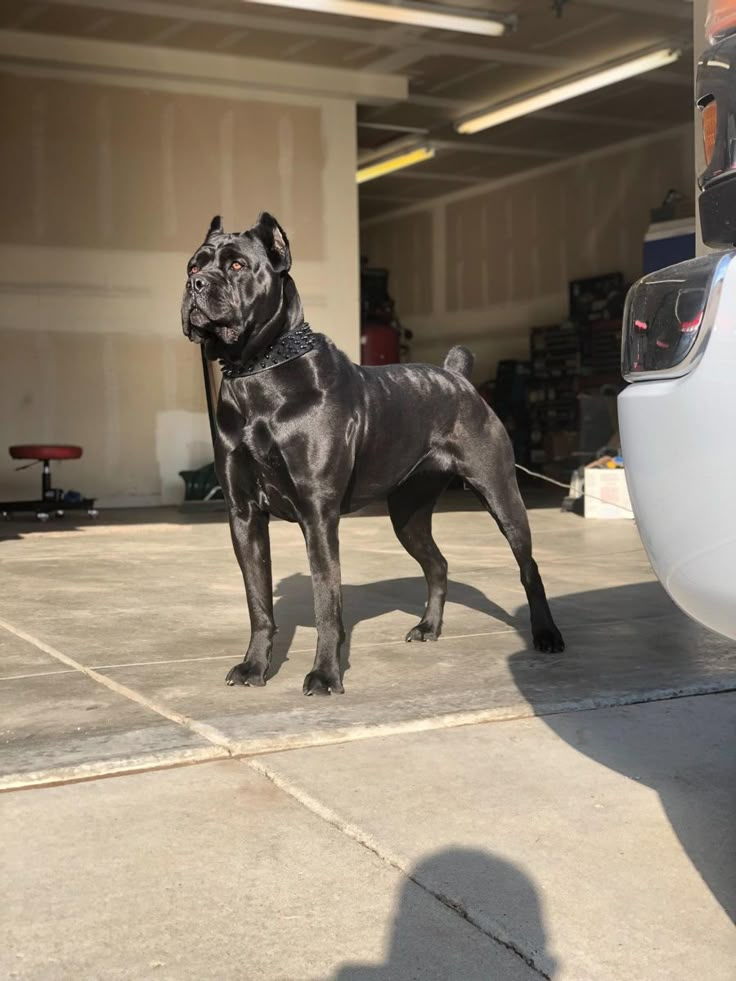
[
  {"xmin": 693, "ymin": 0, "xmax": 708, "ymax": 256},
  {"xmin": 361, "ymin": 125, "xmax": 695, "ymax": 383},
  {"xmin": 0, "ymin": 32, "xmax": 402, "ymax": 506}
]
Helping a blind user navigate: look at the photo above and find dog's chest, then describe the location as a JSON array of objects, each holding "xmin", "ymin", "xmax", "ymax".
[{"xmin": 238, "ymin": 420, "xmax": 299, "ymax": 516}]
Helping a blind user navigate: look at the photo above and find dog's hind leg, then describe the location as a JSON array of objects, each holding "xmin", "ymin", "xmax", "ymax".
[
  {"xmin": 388, "ymin": 473, "xmax": 452, "ymax": 642},
  {"xmin": 458, "ymin": 418, "xmax": 565, "ymax": 654}
]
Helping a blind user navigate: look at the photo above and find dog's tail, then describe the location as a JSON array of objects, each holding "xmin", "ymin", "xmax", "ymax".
[{"xmin": 443, "ymin": 345, "xmax": 474, "ymax": 379}]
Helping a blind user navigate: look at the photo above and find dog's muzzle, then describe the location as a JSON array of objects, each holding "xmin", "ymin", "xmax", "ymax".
[
  {"xmin": 182, "ymin": 304, "xmax": 208, "ymax": 341},
  {"xmin": 183, "ymin": 308, "xmax": 243, "ymax": 348}
]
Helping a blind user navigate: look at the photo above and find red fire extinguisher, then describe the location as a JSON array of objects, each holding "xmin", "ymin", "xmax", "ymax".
[
  {"xmin": 361, "ymin": 322, "xmax": 401, "ymax": 365},
  {"xmin": 360, "ymin": 261, "xmax": 411, "ymax": 365}
]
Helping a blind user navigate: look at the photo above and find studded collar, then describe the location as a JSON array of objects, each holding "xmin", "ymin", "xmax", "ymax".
[{"xmin": 218, "ymin": 323, "xmax": 318, "ymax": 380}]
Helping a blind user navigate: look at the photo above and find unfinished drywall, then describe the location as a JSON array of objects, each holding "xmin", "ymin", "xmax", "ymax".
[
  {"xmin": 0, "ymin": 37, "xmax": 371, "ymax": 506},
  {"xmin": 361, "ymin": 126, "xmax": 695, "ymax": 383},
  {"xmin": 694, "ymin": 0, "xmax": 708, "ymax": 256}
]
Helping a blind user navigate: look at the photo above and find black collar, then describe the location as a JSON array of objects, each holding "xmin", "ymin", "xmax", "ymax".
[{"xmin": 219, "ymin": 323, "xmax": 318, "ymax": 379}]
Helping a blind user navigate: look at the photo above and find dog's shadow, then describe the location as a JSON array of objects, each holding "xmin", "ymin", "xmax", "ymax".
[{"xmin": 266, "ymin": 573, "xmax": 521, "ymax": 681}]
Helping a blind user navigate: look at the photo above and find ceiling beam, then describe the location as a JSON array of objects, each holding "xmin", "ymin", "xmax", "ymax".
[
  {"xmin": 408, "ymin": 92, "xmax": 470, "ymax": 110},
  {"xmin": 0, "ymin": 27, "xmax": 407, "ymax": 105},
  {"xmin": 360, "ymin": 193, "xmax": 419, "ymax": 204},
  {"xmin": 388, "ymin": 170, "xmax": 484, "ymax": 184},
  {"xmin": 534, "ymin": 107, "xmax": 665, "ymax": 130},
  {"xmin": 362, "ymin": 36, "xmax": 574, "ymax": 72},
  {"xmin": 357, "ymin": 131, "xmax": 567, "ymax": 166},
  {"xmin": 357, "ymin": 126, "xmax": 568, "ymax": 159},
  {"xmin": 32, "ymin": 0, "xmax": 697, "ymax": 91},
  {"xmin": 357, "ymin": 38, "xmax": 565, "ymax": 71},
  {"xmin": 361, "ymin": 122, "xmax": 691, "ymax": 225},
  {"xmin": 578, "ymin": 0, "xmax": 693, "ymax": 21},
  {"xmin": 406, "ymin": 58, "xmax": 692, "ymax": 118},
  {"xmin": 432, "ymin": 139, "xmax": 566, "ymax": 160},
  {"xmin": 358, "ymin": 120, "xmax": 429, "ymax": 134},
  {"xmin": 37, "ymin": 0, "xmax": 574, "ymax": 69}
]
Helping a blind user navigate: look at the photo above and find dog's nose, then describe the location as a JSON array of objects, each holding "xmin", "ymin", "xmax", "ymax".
[{"xmin": 191, "ymin": 275, "xmax": 207, "ymax": 293}]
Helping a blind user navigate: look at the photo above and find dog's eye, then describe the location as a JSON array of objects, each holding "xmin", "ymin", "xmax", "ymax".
[
  {"xmin": 231, "ymin": 261, "xmax": 243, "ymax": 271},
  {"xmin": 189, "ymin": 265, "xmax": 199, "ymax": 275}
]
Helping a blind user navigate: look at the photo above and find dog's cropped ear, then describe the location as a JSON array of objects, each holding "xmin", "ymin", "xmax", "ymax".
[
  {"xmin": 206, "ymin": 215, "xmax": 224, "ymax": 240},
  {"xmin": 251, "ymin": 212, "xmax": 291, "ymax": 273}
]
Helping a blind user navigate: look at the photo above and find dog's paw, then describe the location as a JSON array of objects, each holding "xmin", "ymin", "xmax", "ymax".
[
  {"xmin": 405, "ymin": 620, "xmax": 440, "ymax": 643},
  {"xmin": 303, "ymin": 669, "xmax": 344, "ymax": 696},
  {"xmin": 226, "ymin": 661, "xmax": 267, "ymax": 687},
  {"xmin": 533, "ymin": 626, "xmax": 565, "ymax": 654}
]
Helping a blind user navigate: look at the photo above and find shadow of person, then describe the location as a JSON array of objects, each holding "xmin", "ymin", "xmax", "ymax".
[
  {"xmin": 332, "ymin": 847, "xmax": 557, "ymax": 980},
  {"xmin": 266, "ymin": 573, "xmax": 523, "ymax": 683},
  {"xmin": 508, "ymin": 581, "xmax": 736, "ymax": 923}
]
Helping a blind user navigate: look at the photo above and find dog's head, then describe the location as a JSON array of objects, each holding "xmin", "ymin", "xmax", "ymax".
[{"xmin": 181, "ymin": 212, "xmax": 292, "ymax": 361}]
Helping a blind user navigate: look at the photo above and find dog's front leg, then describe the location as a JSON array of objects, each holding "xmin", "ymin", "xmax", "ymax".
[
  {"xmin": 301, "ymin": 509, "xmax": 345, "ymax": 695},
  {"xmin": 224, "ymin": 504, "xmax": 276, "ymax": 688}
]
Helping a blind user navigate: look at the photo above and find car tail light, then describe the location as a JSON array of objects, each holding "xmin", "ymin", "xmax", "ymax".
[
  {"xmin": 622, "ymin": 252, "xmax": 731, "ymax": 381},
  {"xmin": 707, "ymin": 0, "xmax": 736, "ymax": 44},
  {"xmin": 702, "ymin": 99, "xmax": 718, "ymax": 166}
]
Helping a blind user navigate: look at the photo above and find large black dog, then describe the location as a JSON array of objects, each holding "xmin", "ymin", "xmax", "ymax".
[{"xmin": 182, "ymin": 213, "xmax": 564, "ymax": 695}]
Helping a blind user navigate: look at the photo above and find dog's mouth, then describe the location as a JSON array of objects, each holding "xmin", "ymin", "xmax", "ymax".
[
  {"xmin": 220, "ymin": 324, "xmax": 243, "ymax": 344},
  {"xmin": 188, "ymin": 306, "xmax": 210, "ymax": 329},
  {"xmin": 187, "ymin": 308, "xmax": 242, "ymax": 346}
]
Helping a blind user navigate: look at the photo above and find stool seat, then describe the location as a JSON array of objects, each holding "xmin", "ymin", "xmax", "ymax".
[{"xmin": 9, "ymin": 444, "xmax": 83, "ymax": 461}]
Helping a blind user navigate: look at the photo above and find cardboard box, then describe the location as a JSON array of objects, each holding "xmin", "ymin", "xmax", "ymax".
[
  {"xmin": 584, "ymin": 467, "xmax": 633, "ymax": 520},
  {"xmin": 544, "ymin": 430, "xmax": 577, "ymax": 462}
]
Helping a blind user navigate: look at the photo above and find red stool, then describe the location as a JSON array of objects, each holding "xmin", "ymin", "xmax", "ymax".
[{"xmin": 2, "ymin": 445, "xmax": 97, "ymax": 522}]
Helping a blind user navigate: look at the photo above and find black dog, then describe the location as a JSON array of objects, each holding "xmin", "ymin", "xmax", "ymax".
[{"xmin": 182, "ymin": 213, "xmax": 564, "ymax": 695}]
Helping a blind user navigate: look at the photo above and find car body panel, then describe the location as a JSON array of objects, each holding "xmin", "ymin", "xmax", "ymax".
[{"xmin": 619, "ymin": 251, "xmax": 736, "ymax": 640}]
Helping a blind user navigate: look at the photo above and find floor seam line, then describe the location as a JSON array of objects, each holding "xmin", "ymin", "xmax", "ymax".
[
  {"xmin": 5, "ymin": 688, "xmax": 734, "ymax": 791},
  {"xmin": 246, "ymin": 756, "xmax": 550, "ymax": 979},
  {"xmin": 0, "ymin": 669, "xmax": 78, "ymax": 682},
  {"xmin": 5, "ymin": 608, "xmax": 686, "ymax": 676},
  {"xmin": 0, "ymin": 615, "xmax": 234, "ymax": 756}
]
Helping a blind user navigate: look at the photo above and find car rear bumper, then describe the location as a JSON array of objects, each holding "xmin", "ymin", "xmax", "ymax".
[{"xmin": 619, "ymin": 255, "xmax": 736, "ymax": 639}]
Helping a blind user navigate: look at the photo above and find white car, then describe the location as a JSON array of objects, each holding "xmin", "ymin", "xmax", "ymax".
[
  {"xmin": 619, "ymin": 250, "xmax": 736, "ymax": 640},
  {"xmin": 618, "ymin": 1, "xmax": 736, "ymax": 641}
]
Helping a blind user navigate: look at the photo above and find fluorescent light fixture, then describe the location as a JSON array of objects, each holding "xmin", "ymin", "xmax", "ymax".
[
  {"xmin": 456, "ymin": 47, "xmax": 682, "ymax": 135},
  {"xmin": 242, "ymin": 0, "xmax": 511, "ymax": 37},
  {"xmin": 357, "ymin": 145, "xmax": 435, "ymax": 184}
]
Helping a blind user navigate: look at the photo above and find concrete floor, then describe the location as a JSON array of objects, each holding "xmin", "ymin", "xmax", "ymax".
[{"xmin": 1, "ymin": 497, "xmax": 735, "ymax": 979}]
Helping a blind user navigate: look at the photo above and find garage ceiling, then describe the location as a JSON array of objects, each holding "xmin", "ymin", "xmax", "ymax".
[{"xmin": 0, "ymin": 0, "xmax": 695, "ymax": 219}]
